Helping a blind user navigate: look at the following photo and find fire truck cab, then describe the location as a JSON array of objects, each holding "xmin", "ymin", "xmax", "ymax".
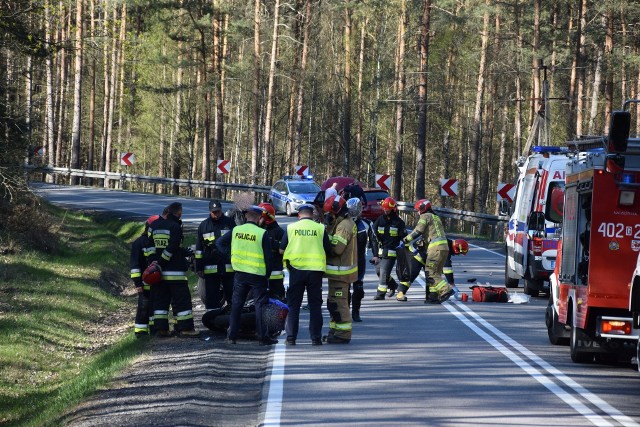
[
  {"xmin": 546, "ymin": 104, "xmax": 640, "ymax": 364},
  {"xmin": 504, "ymin": 146, "xmax": 568, "ymax": 296}
]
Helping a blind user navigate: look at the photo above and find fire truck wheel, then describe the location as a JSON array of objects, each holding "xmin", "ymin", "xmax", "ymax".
[
  {"xmin": 545, "ymin": 303, "xmax": 569, "ymax": 346},
  {"xmin": 523, "ymin": 278, "xmax": 541, "ymax": 297},
  {"xmin": 504, "ymin": 256, "xmax": 519, "ymax": 288},
  {"xmin": 570, "ymin": 325, "xmax": 593, "ymax": 364}
]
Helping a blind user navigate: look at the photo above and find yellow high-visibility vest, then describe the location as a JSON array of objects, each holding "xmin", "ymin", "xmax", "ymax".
[
  {"xmin": 231, "ymin": 223, "xmax": 267, "ymax": 275},
  {"xmin": 283, "ymin": 219, "xmax": 326, "ymax": 271}
]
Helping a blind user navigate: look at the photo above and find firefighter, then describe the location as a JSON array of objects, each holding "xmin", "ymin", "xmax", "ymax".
[
  {"xmin": 258, "ymin": 202, "xmax": 286, "ymax": 301},
  {"xmin": 401, "ymin": 199, "xmax": 453, "ymax": 304},
  {"xmin": 372, "ymin": 197, "xmax": 406, "ymax": 300},
  {"xmin": 323, "ymin": 195, "xmax": 358, "ymax": 344},
  {"xmin": 217, "ymin": 205, "xmax": 277, "ymax": 345},
  {"xmin": 280, "ymin": 203, "xmax": 331, "ymax": 346},
  {"xmin": 195, "ymin": 200, "xmax": 236, "ymax": 312},
  {"xmin": 146, "ymin": 202, "xmax": 199, "ymax": 337},
  {"xmin": 443, "ymin": 238, "xmax": 469, "ymax": 299},
  {"xmin": 130, "ymin": 215, "xmax": 159, "ymax": 337},
  {"xmin": 346, "ymin": 197, "xmax": 378, "ymax": 322}
]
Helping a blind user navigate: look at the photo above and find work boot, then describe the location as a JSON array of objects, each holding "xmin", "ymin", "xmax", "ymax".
[
  {"xmin": 157, "ymin": 330, "xmax": 172, "ymax": 338},
  {"xmin": 311, "ymin": 338, "xmax": 323, "ymax": 346},
  {"xmin": 224, "ymin": 337, "xmax": 237, "ymax": 344},
  {"xmin": 259, "ymin": 337, "xmax": 279, "ymax": 346},
  {"xmin": 425, "ymin": 292, "xmax": 440, "ymax": 304},
  {"xmin": 387, "ymin": 288, "xmax": 396, "ymax": 298},
  {"xmin": 396, "ymin": 291, "xmax": 407, "ymax": 302},
  {"xmin": 439, "ymin": 288, "xmax": 455, "ymax": 303},
  {"xmin": 373, "ymin": 292, "xmax": 386, "ymax": 300},
  {"xmin": 285, "ymin": 336, "xmax": 296, "ymax": 346},
  {"xmin": 178, "ymin": 329, "xmax": 200, "ymax": 338},
  {"xmin": 352, "ymin": 310, "xmax": 362, "ymax": 322},
  {"xmin": 325, "ymin": 335, "xmax": 351, "ymax": 344}
]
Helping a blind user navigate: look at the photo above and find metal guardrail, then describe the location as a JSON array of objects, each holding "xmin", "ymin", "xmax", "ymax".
[
  {"xmin": 397, "ymin": 201, "xmax": 508, "ymax": 241},
  {"xmin": 24, "ymin": 165, "xmax": 272, "ymax": 194},
  {"xmin": 25, "ymin": 165, "xmax": 508, "ymax": 240}
]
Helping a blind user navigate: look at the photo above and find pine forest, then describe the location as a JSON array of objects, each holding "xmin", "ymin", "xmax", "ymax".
[{"xmin": 2, "ymin": 0, "xmax": 640, "ymax": 214}]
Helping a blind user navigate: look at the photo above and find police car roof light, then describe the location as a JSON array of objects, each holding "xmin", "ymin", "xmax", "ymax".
[
  {"xmin": 531, "ymin": 146, "xmax": 568, "ymax": 154},
  {"xmin": 282, "ymin": 175, "xmax": 314, "ymax": 181}
]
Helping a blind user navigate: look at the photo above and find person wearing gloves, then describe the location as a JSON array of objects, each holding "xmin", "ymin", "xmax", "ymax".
[
  {"xmin": 346, "ymin": 197, "xmax": 378, "ymax": 321},
  {"xmin": 371, "ymin": 197, "xmax": 406, "ymax": 300},
  {"xmin": 400, "ymin": 199, "xmax": 453, "ymax": 304},
  {"xmin": 323, "ymin": 195, "xmax": 358, "ymax": 344},
  {"xmin": 130, "ymin": 215, "xmax": 159, "ymax": 337},
  {"xmin": 444, "ymin": 238, "xmax": 470, "ymax": 299}
]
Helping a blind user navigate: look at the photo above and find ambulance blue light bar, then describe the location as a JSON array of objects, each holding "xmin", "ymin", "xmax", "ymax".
[{"xmin": 531, "ymin": 146, "xmax": 569, "ymax": 154}]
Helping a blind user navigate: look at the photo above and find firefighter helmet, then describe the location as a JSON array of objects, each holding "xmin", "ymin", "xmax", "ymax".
[
  {"xmin": 381, "ymin": 197, "xmax": 397, "ymax": 212},
  {"xmin": 323, "ymin": 195, "xmax": 346, "ymax": 215},
  {"xmin": 258, "ymin": 202, "xmax": 276, "ymax": 224},
  {"xmin": 142, "ymin": 262, "xmax": 162, "ymax": 285},
  {"xmin": 146, "ymin": 215, "xmax": 160, "ymax": 225},
  {"xmin": 414, "ymin": 199, "xmax": 432, "ymax": 214},
  {"xmin": 452, "ymin": 239, "xmax": 469, "ymax": 255},
  {"xmin": 346, "ymin": 198, "xmax": 363, "ymax": 219}
]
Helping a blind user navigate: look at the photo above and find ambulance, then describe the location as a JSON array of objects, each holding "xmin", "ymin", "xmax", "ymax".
[
  {"xmin": 504, "ymin": 146, "xmax": 569, "ymax": 296},
  {"xmin": 546, "ymin": 104, "xmax": 640, "ymax": 364}
]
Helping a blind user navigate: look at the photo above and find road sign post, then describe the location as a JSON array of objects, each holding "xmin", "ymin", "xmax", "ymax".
[
  {"xmin": 440, "ymin": 178, "xmax": 458, "ymax": 197},
  {"xmin": 375, "ymin": 174, "xmax": 391, "ymax": 191},
  {"xmin": 120, "ymin": 152, "xmax": 135, "ymax": 166},
  {"xmin": 217, "ymin": 159, "xmax": 230, "ymax": 174},
  {"xmin": 295, "ymin": 165, "xmax": 309, "ymax": 176},
  {"xmin": 497, "ymin": 183, "xmax": 516, "ymax": 202}
]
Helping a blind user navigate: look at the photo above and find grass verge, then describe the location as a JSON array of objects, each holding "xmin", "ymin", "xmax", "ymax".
[{"xmin": 0, "ymin": 204, "xmax": 149, "ymax": 427}]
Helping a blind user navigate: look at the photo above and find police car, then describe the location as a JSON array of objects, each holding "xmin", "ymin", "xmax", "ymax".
[{"xmin": 269, "ymin": 176, "xmax": 321, "ymax": 216}]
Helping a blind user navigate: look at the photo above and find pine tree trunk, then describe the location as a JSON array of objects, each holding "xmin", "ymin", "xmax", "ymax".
[
  {"xmin": 293, "ymin": 0, "xmax": 311, "ymax": 170},
  {"xmin": 415, "ymin": 0, "xmax": 431, "ymax": 200},
  {"xmin": 104, "ymin": 5, "xmax": 118, "ymax": 185},
  {"xmin": 88, "ymin": 0, "xmax": 96, "ymax": 176},
  {"xmin": 44, "ymin": 0, "xmax": 55, "ymax": 180},
  {"xmin": 262, "ymin": 0, "xmax": 279, "ymax": 185},
  {"xmin": 342, "ymin": 1, "xmax": 352, "ymax": 176},
  {"xmin": 392, "ymin": 0, "xmax": 406, "ymax": 200},
  {"xmin": 115, "ymin": 4, "xmax": 127, "ymax": 174},
  {"xmin": 251, "ymin": 0, "xmax": 261, "ymax": 184},
  {"xmin": 355, "ymin": 16, "xmax": 366, "ymax": 179},
  {"xmin": 465, "ymin": 1, "xmax": 489, "ymax": 212},
  {"xmin": 70, "ymin": 0, "xmax": 84, "ymax": 185},
  {"xmin": 603, "ymin": 9, "xmax": 613, "ymax": 133}
]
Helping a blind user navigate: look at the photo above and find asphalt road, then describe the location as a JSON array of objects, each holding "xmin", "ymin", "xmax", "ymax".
[{"xmin": 33, "ymin": 183, "xmax": 640, "ymax": 427}]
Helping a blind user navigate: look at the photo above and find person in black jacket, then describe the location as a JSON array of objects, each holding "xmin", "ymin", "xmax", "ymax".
[
  {"xmin": 372, "ymin": 197, "xmax": 406, "ymax": 300},
  {"xmin": 146, "ymin": 202, "xmax": 198, "ymax": 337},
  {"xmin": 346, "ymin": 198, "xmax": 377, "ymax": 322},
  {"xmin": 259, "ymin": 202, "xmax": 286, "ymax": 301},
  {"xmin": 130, "ymin": 214, "xmax": 159, "ymax": 337},
  {"xmin": 195, "ymin": 200, "xmax": 237, "ymax": 311}
]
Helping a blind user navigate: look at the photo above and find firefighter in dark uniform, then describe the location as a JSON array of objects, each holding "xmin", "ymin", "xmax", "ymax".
[
  {"xmin": 401, "ymin": 199, "xmax": 453, "ymax": 304},
  {"xmin": 280, "ymin": 203, "xmax": 331, "ymax": 345},
  {"xmin": 130, "ymin": 215, "xmax": 159, "ymax": 336},
  {"xmin": 146, "ymin": 202, "xmax": 199, "ymax": 337},
  {"xmin": 258, "ymin": 202, "xmax": 286, "ymax": 301},
  {"xmin": 195, "ymin": 200, "xmax": 236, "ymax": 311},
  {"xmin": 372, "ymin": 197, "xmax": 406, "ymax": 300},
  {"xmin": 323, "ymin": 195, "xmax": 358, "ymax": 344},
  {"xmin": 217, "ymin": 205, "xmax": 277, "ymax": 345},
  {"xmin": 346, "ymin": 198, "xmax": 378, "ymax": 322}
]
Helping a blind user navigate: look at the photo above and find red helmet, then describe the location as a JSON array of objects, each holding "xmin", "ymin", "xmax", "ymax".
[
  {"xmin": 323, "ymin": 195, "xmax": 346, "ymax": 215},
  {"xmin": 258, "ymin": 202, "xmax": 276, "ymax": 224},
  {"xmin": 146, "ymin": 215, "xmax": 160, "ymax": 225},
  {"xmin": 414, "ymin": 199, "xmax": 432, "ymax": 214},
  {"xmin": 452, "ymin": 239, "xmax": 469, "ymax": 255},
  {"xmin": 381, "ymin": 197, "xmax": 397, "ymax": 212},
  {"xmin": 142, "ymin": 262, "xmax": 162, "ymax": 285}
]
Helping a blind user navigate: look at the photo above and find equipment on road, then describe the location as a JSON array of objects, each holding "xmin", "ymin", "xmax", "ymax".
[
  {"xmin": 547, "ymin": 102, "xmax": 640, "ymax": 365},
  {"xmin": 202, "ymin": 298, "xmax": 288, "ymax": 339}
]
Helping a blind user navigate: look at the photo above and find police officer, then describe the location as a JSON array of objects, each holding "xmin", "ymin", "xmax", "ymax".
[
  {"xmin": 323, "ymin": 195, "xmax": 358, "ymax": 344},
  {"xmin": 346, "ymin": 198, "xmax": 377, "ymax": 322},
  {"xmin": 218, "ymin": 205, "xmax": 276, "ymax": 345},
  {"xmin": 280, "ymin": 203, "xmax": 331, "ymax": 345},
  {"xmin": 130, "ymin": 215, "xmax": 159, "ymax": 337},
  {"xmin": 146, "ymin": 202, "xmax": 199, "ymax": 337},
  {"xmin": 195, "ymin": 200, "xmax": 236, "ymax": 311},
  {"xmin": 372, "ymin": 197, "xmax": 406, "ymax": 300},
  {"xmin": 258, "ymin": 202, "xmax": 286, "ymax": 301},
  {"xmin": 401, "ymin": 199, "xmax": 453, "ymax": 304}
]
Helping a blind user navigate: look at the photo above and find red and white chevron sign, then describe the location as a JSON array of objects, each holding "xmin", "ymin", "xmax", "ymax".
[
  {"xmin": 440, "ymin": 178, "xmax": 458, "ymax": 197},
  {"xmin": 497, "ymin": 183, "xmax": 516, "ymax": 202},
  {"xmin": 120, "ymin": 152, "xmax": 135, "ymax": 166},
  {"xmin": 295, "ymin": 165, "xmax": 309, "ymax": 176},
  {"xmin": 375, "ymin": 174, "xmax": 392, "ymax": 191},
  {"xmin": 216, "ymin": 159, "xmax": 231, "ymax": 174}
]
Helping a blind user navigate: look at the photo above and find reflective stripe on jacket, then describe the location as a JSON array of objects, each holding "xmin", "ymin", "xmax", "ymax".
[
  {"xmin": 231, "ymin": 223, "xmax": 267, "ymax": 275},
  {"xmin": 283, "ymin": 219, "xmax": 327, "ymax": 271}
]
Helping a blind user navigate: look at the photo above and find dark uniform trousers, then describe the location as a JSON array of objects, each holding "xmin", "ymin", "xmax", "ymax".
[
  {"xmin": 204, "ymin": 271, "xmax": 234, "ymax": 309},
  {"xmin": 285, "ymin": 266, "xmax": 324, "ymax": 341},
  {"xmin": 228, "ymin": 272, "xmax": 270, "ymax": 340},
  {"xmin": 153, "ymin": 278, "xmax": 194, "ymax": 333}
]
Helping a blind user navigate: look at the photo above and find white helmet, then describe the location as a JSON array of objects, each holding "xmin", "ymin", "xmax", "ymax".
[{"xmin": 346, "ymin": 198, "xmax": 363, "ymax": 219}]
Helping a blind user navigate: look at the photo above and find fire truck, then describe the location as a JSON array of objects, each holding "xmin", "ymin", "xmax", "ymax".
[{"xmin": 546, "ymin": 102, "xmax": 640, "ymax": 364}]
